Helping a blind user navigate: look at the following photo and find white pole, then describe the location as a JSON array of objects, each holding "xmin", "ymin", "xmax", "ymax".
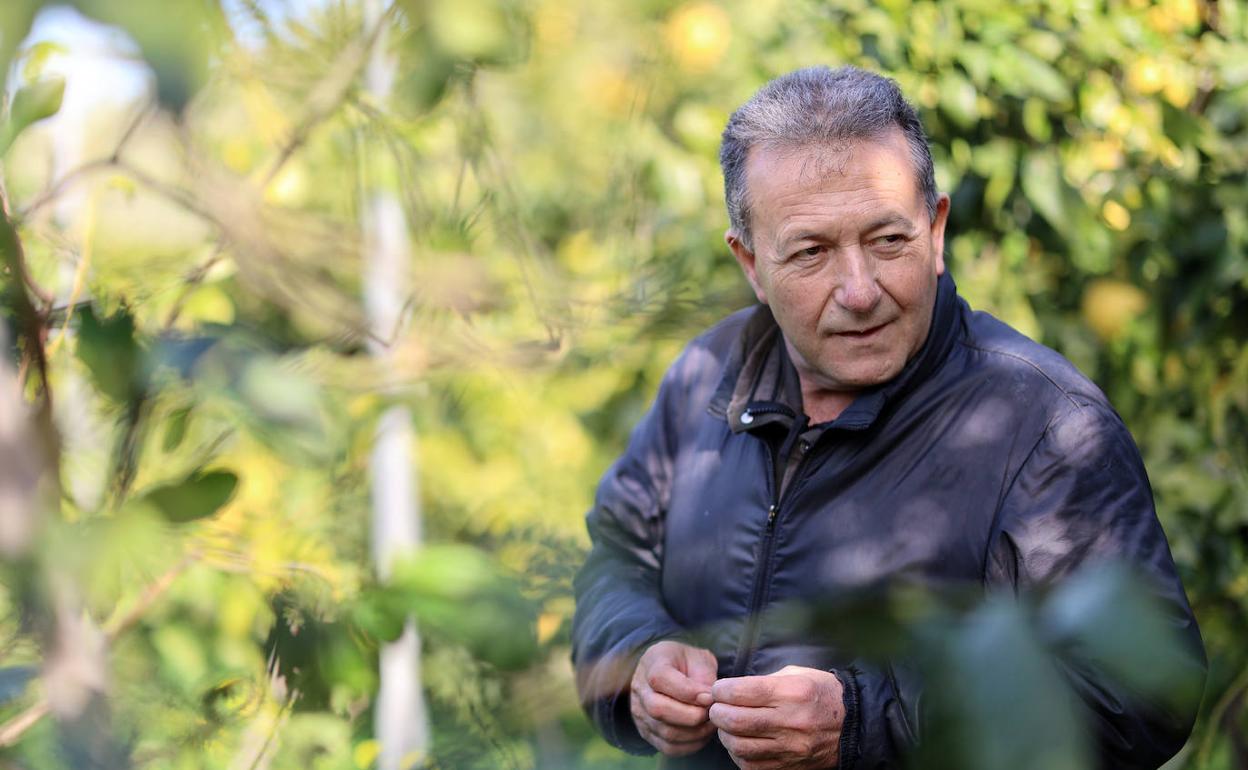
[{"xmin": 361, "ymin": 2, "xmax": 429, "ymax": 768}]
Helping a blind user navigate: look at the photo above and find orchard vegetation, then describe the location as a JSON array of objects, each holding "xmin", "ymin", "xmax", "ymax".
[{"xmin": 0, "ymin": 0, "xmax": 1245, "ymax": 768}]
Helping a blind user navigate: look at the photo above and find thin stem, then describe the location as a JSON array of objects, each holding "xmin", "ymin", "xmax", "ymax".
[
  {"xmin": 1197, "ymin": 661, "xmax": 1248, "ymax": 767},
  {"xmin": 0, "ymin": 553, "xmax": 200, "ymax": 749},
  {"xmin": 257, "ymin": 3, "xmax": 398, "ymax": 189}
]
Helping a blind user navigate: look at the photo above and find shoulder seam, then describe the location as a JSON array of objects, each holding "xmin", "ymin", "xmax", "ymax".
[{"xmin": 958, "ymin": 340, "xmax": 1086, "ymax": 409}]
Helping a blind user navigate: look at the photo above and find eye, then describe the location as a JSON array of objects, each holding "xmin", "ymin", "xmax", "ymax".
[
  {"xmin": 794, "ymin": 245, "xmax": 824, "ymax": 259},
  {"xmin": 872, "ymin": 234, "xmax": 908, "ymax": 253}
]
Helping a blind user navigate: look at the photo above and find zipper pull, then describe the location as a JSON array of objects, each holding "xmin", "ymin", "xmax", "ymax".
[{"xmin": 767, "ymin": 504, "xmax": 778, "ymax": 526}]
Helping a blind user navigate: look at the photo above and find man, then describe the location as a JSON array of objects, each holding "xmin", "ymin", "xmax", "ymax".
[{"xmin": 571, "ymin": 66, "xmax": 1204, "ymax": 769}]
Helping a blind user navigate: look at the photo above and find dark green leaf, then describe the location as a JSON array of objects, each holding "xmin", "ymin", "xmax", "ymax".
[
  {"xmin": 161, "ymin": 406, "xmax": 192, "ymax": 452},
  {"xmin": 1040, "ymin": 562, "xmax": 1206, "ymax": 710},
  {"xmin": 76, "ymin": 306, "xmax": 146, "ymax": 404},
  {"xmin": 918, "ymin": 597, "xmax": 1091, "ymax": 770},
  {"xmin": 139, "ymin": 470, "xmax": 238, "ymax": 523}
]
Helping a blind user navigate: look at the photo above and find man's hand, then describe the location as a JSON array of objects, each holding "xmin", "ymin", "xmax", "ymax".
[
  {"xmin": 709, "ymin": 665, "xmax": 845, "ymax": 770},
  {"xmin": 629, "ymin": 640, "xmax": 718, "ymax": 756}
]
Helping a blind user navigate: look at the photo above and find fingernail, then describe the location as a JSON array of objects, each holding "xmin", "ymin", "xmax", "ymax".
[{"xmin": 696, "ymin": 692, "xmax": 712, "ymax": 706}]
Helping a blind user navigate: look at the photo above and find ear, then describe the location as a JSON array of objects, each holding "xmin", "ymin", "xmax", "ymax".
[
  {"xmin": 929, "ymin": 194, "xmax": 950, "ymax": 276},
  {"xmin": 726, "ymin": 229, "xmax": 767, "ymax": 304}
]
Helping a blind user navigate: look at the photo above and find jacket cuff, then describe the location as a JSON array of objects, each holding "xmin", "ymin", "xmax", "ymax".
[
  {"xmin": 588, "ymin": 633, "xmax": 686, "ymax": 756},
  {"xmin": 834, "ymin": 667, "xmax": 862, "ymax": 770},
  {"xmin": 599, "ymin": 687, "xmax": 658, "ymax": 755}
]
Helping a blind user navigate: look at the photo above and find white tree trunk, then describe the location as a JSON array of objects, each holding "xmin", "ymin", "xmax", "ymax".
[{"xmin": 362, "ymin": 2, "xmax": 429, "ymax": 768}]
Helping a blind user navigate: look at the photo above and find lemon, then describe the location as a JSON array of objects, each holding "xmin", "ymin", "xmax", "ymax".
[
  {"xmin": 1082, "ymin": 279, "xmax": 1148, "ymax": 341},
  {"xmin": 666, "ymin": 3, "xmax": 731, "ymax": 73}
]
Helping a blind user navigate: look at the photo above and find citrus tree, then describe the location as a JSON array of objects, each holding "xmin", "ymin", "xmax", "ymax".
[{"xmin": 0, "ymin": 0, "xmax": 1245, "ymax": 768}]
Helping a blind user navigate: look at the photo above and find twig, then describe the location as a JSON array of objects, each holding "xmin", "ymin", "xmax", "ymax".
[
  {"xmin": 102, "ymin": 552, "xmax": 200, "ymax": 642},
  {"xmin": 15, "ymin": 158, "xmax": 115, "ymax": 223},
  {"xmin": 1197, "ymin": 661, "xmax": 1248, "ymax": 767},
  {"xmin": 17, "ymin": 157, "xmax": 218, "ymax": 229},
  {"xmin": 16, "ymin": 103, "xmax": 150, "ymax": 224},
  {"xmin": 110, "ymin": 103, "xmax": 152, "ymax": 161},
  {"xmin": 0, "ymin": 553, "xmax": 200, "ymax": 749},
  {"xmin": 163, "ymin": 245, "xmax": 225, "ymax": 329},
  {"xmin": 243, "ymin": 700, "xmax": 291, "ymax": 770},
  {"xmin": 44, "ymin": 191, "xmax": 98, "ymax": 357},
  {"xmin": 0, "ymin": 198, "xmax": 53, "ymax": 414},
  {"xmin": 0, "ymin": 702, "xmax": 49, "ymax": 747},
  {"xmin": 257, "ymin": 4, "xmax": 398, "ymax": 189}
]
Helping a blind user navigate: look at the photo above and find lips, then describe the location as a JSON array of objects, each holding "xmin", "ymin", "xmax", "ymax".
[{"xmin": 835, "ymin": 321, "xmax": 890, "ymax": 339}]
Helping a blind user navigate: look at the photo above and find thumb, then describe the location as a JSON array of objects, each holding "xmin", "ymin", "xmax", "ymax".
[{"xmin": 685, "ymin": 649, "xmax": 718, "ymax": 703}]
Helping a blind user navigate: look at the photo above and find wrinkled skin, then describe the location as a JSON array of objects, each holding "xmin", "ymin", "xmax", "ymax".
[
  {"xmin": 727, "ymin": 129, "xmax": 950, "ymax": 422},
  {"xmin": 629, "ymin": 640, "xmax": 718, "ymax": 756},
  {"xmin": 709, "ymin": 666, "xmax": 845, "ymax": 770}
]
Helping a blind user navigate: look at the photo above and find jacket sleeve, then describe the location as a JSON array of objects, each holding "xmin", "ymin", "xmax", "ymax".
[
  {"xmin": 570, "ymin": 356, "xmax": 691, "ymax": 754},
  {"xmin": 840, "ymin": 403, "xmax": 1206, "ymax": 770}
]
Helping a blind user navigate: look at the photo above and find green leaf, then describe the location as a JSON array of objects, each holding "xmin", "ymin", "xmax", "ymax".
[
  {"xmin": 0, "ymin": 2, "xmax": 41, "ymax": 98},
  {"xmin": 20, "ymin": 40, "xmax": 66, "ymax": 82},
  {"xmin": 384, "ymin": 546, "xmax": 539, "ymax": 669},
  {"xmin": 1040, "ymin": 563, "xmax": 1205, "ymax": 710},
  {"xmin": 938, "ymin": 71, "xmax": 978, "ymax": 129},
  {"xmin": 918, "ymin": 597, "xmax": 1091, "ymax": 770},
  {"xmin": 139, "ymin": 470, "xmax": 238, "ymax": 523},
  {"xmin": 406, "ymin": 0, "xmax": 528, "ymax": 67},
  {"xmin": 76, "ymin": 306, "xmax": 146, "ymax": 404},
  {"xmin": 1021, "ymin": 151, "xmax": 1066, "ymax": 227},
  {"xmin": 70, "ymin": 0, "xmax": 212, "ymax": 111},
  {"xmin": 161, "ymin": 406, "xmax": 192, "ymax": 452},
  {"xmin": 0, "ymin": 76, "xmax": 65, "ymax": 154}
]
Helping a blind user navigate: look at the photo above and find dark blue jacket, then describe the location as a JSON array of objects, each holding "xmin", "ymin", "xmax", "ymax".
[{"xmin": 571, "ymin": 273, "xmax": 1204, "ymax": 769}]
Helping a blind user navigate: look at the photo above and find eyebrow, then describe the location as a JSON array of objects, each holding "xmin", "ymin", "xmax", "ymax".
[
  {"xmin": 775, "ymin": 213, "xmax": 917, "ymax": 252},
  {"xmin": 862, "ymin": 213, "xmax": 916, "ymax": 233}
]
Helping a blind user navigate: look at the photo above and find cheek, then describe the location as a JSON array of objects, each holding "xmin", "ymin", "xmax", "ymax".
[{"xmin": 879, "ymin": 258, "xmax": 936, "ymax": 308}]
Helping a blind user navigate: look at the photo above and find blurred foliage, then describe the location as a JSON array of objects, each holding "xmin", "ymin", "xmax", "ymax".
[{"xmin": 0, "ymin": 0, "xmax": 1244, "ymax": 768}]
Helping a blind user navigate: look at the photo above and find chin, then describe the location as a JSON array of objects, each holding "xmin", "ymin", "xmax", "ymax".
[{"xmin": 831, "ymin": 361, "xmax": 904, "ymax": 389}]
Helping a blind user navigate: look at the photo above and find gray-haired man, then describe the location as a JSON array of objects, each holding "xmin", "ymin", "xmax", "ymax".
[{"xmin": 572, "ymin": 66, "xmax": 1204, "ymax": 770}]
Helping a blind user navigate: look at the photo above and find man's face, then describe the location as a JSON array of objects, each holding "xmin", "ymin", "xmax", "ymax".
[{"xmin": 727, "ymin": 128, "xmax": 950, "ymax": 397}]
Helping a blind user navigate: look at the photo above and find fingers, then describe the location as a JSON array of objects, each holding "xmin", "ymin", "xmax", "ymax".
[
  {"xmin": 717, "ymin": 730, "xmax": 785, "ymax": 762},
  {"xmin": 708, "ymin": 702, "xmax": 775, "ymax": 738},
  {"xmin": 685, "ymin": 648, "xmax": 719, "ymax": 694},
  {"xmin": 711, "ymin": 675, "xmax": 779, "ymax": 707},
  {"xmin": 639, "ymin": 687, "xmax": 712, "ymax": 728},
  {"xmin": 631, "ymin": 693, "xmax": 714, "ymax": 756},
  {"xmin": 630, "ymin": 642, "xmax": 719, "ymax": 756},
  {"xmin": 649, "ymin": 662, "xmax": 713, "ymax": 705}
]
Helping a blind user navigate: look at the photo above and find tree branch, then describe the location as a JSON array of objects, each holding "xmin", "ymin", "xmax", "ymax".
[
  {"xmin": 257, "ymin": 4, "xmax": 398, "ymax": 189},
  {"xmin": 0, "ymin": 552, "xmax": 200, "ymax": 749}
]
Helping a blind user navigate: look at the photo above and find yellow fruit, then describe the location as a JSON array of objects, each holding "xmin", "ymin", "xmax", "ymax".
[
  {"xmin": 1127, "ymin": 57, "xmax": 1165, "ymax": 95},
  {"xmin": 1171, "ymin": 0, "xmax": 1201, "ymax": 27},
  {"xmin": 1102, "ymin": 200, "xmax": 1131, "ymax": 231},
  {"xmin": 1082, "ymin": 279, "xmax": 1148, "ymax": 341},
  {"xmin": 666, "ymin": 3, "xmax": 731, "ymax": 73}
]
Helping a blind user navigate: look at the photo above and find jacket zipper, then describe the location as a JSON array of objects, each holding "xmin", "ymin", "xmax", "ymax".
[{"xmin": 730, "ymin": 438, "xmax": 815, "ymax": 677}]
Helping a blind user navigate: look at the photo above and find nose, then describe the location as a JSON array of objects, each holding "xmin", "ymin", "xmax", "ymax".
[{"xmin": 833, "ymin": 247, "xmax": 882, "ymax": 314}]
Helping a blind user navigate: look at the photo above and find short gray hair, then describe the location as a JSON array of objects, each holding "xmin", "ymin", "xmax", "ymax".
[{"xmin": 719, "ymin": 66, "xmax": 939, "ymax": 251}]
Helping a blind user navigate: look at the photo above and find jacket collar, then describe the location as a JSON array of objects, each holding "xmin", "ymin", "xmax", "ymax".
[{"xmin": 708, "ymin": 271, "xmax": 963, "ymax": 433}]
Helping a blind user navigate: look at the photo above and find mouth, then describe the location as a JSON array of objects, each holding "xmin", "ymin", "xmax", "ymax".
[{"xmin": 835, "ymin": 321, "xmax": 890, "ymax": 340}]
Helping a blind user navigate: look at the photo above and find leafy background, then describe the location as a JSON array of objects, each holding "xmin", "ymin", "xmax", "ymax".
[{"xmin": 0, "ymin": 0, "xmax": 1245, "ymax": 768}]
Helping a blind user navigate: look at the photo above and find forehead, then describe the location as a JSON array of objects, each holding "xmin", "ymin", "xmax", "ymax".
[{"xmin": 743, "ymin": 128, "xmax": 921, "ymax": 217}]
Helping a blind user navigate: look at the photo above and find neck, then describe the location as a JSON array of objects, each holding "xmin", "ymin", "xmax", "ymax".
[{"xmin": 800, "ymin": 382, "xmax": 856, "ymax": 423}]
